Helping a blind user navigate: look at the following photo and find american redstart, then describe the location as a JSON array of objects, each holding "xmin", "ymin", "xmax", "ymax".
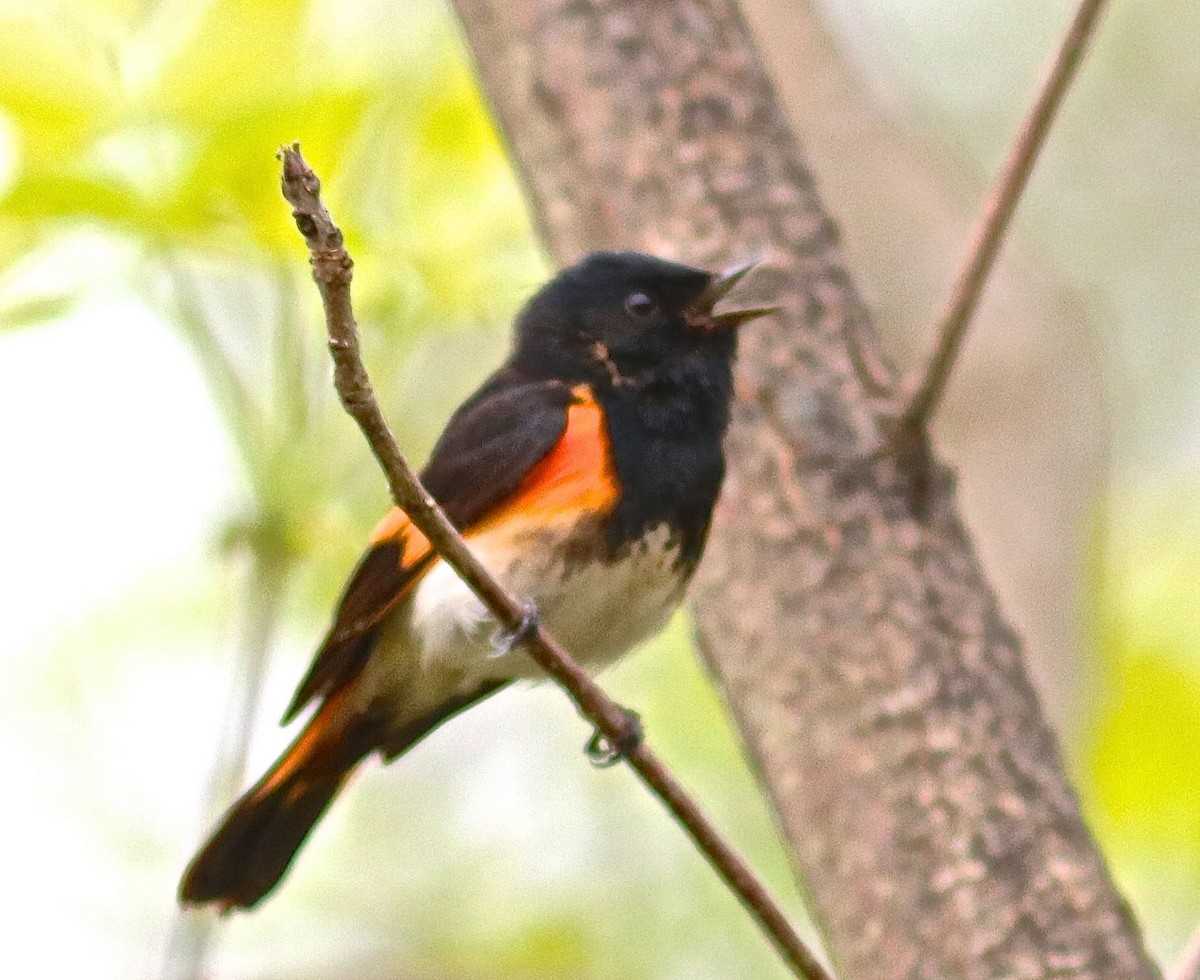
[{"xmin": 179, "ymin": 250, "xmax": 772, "ymax": 910}]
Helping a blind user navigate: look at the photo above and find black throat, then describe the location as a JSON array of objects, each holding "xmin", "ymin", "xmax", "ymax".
[{"xmin": 594, "ymin": 351, "xmax": 734, "ymax": 570}]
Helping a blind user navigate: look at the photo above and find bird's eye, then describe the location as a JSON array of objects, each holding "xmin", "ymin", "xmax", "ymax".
[{"xmin": 624, "ymin": 292, "xmax": 657, "ymax": 318}]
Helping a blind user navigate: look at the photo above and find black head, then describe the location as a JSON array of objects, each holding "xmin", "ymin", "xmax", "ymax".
[{"xmin": 509, "ymin": 251, "xmax": 771, "ymax": 388}]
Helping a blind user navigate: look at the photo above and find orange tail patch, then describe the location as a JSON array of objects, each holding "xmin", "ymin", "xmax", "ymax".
[{"xmin": 179, "ymin": 690, "xmax": 374, "ymax": 910}]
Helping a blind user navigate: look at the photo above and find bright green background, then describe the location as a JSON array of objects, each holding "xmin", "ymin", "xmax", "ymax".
[{"xmin": 0, "ymin": 0, "xmax": 1196, "ymax": 977}]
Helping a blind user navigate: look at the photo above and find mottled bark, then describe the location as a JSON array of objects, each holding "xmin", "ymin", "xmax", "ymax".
[
  {"xmin": 745, "ymin": 0, "xmax": 1107, "ymax": 723},
  {"xmin": 448, "ymin": 1, "xmax": 1156, "ymax": 977}
]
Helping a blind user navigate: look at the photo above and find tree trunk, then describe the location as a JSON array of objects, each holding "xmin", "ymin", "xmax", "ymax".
[
  {"xmin": 448, "ymin": 1, "xmax": 1157, "ymax": 976},
  {"xmin": 744, "ymin": 0, "xmax": 1109, "ymax": 726}
]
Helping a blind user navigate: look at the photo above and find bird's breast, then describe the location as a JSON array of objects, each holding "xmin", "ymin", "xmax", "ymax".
[{"xmin": 400, "ymin": 516, "xmax": 689, "ymax": 680}]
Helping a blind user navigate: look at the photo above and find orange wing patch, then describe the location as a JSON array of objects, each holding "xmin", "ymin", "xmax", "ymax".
[
  {"xmin": 285, "ymin": 385, "xmax": 615, "ymax": 721},
  {"xmin": 476, "ymin": 385, "xmax": 619, "ymax": 529},
  {"xmin": 281, "ymin": 512, "xmax": 436, "ymax": 723},
  {"xmin": 369, "ymin": 507, "xmax": 432, "ymax": 568}
]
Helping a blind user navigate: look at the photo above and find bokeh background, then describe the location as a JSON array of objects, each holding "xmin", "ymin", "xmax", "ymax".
[{"xmin": 0, "ymin": 0, "xmax": 1196, "ymax": 977}]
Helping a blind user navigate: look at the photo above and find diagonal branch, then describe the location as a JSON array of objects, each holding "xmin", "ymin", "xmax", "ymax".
[
  {"xmin": 277, "ymin": 143, "xmax": 832, "ymax": 980},
  {"xmin": 899, "ymin": 0, "xmax": 1112, "ymax": 433}
]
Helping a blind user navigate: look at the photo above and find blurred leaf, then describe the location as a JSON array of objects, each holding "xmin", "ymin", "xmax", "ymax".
[
  {"xmin": 1081, "ymin": 650, "xmax": 1200, "ymax": 952},
  {"xmin": 1086, "ymin": 655, "xmax": 1200, "ymax": 844},
  {"xmin": 1094, "ymin": 480, "xmax": 1200, "ymax": 674},
  {"xmin": 1, "ymin": 147, "xmax": 228, "ymax": 243},
  {"xmin": 0, "ymin": 291, "xmax": 76, "ymax": 331},
  {"xmin": 1083, "ymin": 479, "xmax": 1200, "ymax": 838},
  {"xmin": 2, "ymin": 171, "xmax": 139, "ymax": 225},
  {"xmin": 181, "ymin": 87, "xmax": 375, "ymax": 253},
  {"xmin": 1080, "ymin": 478, "xmax": 1200, "ymax": 954},
  {"xmin": 0, "ymin": 13, "xmax": 122, "ymax": 164},
  {"xmin": 449, "ymin": 915, "xmax": 593, "ymax": 977},
  {"xmin": 147, "ymin": 0, "xmax": 314, "ymax": 123},
  {"xmin": 416, "ymin": 56, "xmax": 507, "ymax": 171}
]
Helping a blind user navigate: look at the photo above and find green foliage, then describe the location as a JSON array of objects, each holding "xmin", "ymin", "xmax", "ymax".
[
  {"xmin": 1081, "ymin": 480, "xmax": 1200, "ymax": 951},
  {"xmin": 0, "ymin": 289, "xmax": 76, "ymax": 331},
  {"xmin": 0, "ymin": 0, "xmax": 541, "ymax": 585},
  {"xmin": 0, "ymin": 7, "xmax": 122, "ymax": 165},
  {"xmin": 1088, "ymin": 655, "xmax": 1200, "ymax": 841}
]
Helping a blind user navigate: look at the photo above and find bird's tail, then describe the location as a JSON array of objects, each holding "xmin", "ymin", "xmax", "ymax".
[
  {"xmin": 178, "ymin": 690, "xmax": 376, "ymax": 911},
  {"xmin": 178, "ymin": 678, "xmax": 510, "ymax": 910}
]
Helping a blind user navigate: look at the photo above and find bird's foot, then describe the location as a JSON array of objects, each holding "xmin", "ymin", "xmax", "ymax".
[
  {"xmin": 489, "ymin": 601, "xmax": 542, "ymax": 659},
  {"xmin": 585, "ymin": 707, "xmax": 643, "ymax": 768}
]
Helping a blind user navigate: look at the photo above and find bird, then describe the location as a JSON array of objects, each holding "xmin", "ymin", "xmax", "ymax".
[{"xmin": 178, "ymin": 249, "xmax": 773, "ymax": 910}]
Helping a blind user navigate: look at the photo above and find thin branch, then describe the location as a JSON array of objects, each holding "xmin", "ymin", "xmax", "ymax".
[
  {"xmin": 277, "ymin": 143, "xmax": 831, "ymax": 980},
  {"xmin": 899, "ymin": 0, "xmax": 1111, "ymax": 432},
  {"xmin": 163, "ymin": 255, "xmax": 260, "ymax": 446},
  {"xmin": 1172, "ymin": 925, "xmax": 1200, "ymax": 980},
  {"xmin": 160, "ymin": 253, "xmax": 272, "ymax": 497},
  {"xmin": 163, "ymin": 545, "xmax": 290, "ymax": 980},
  {"xmin": 159, "ymin": 254, "xmax": 293, "ymax": 979}
]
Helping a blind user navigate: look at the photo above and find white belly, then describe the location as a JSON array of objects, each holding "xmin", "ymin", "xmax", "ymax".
[{"xmin": 363, "ymin": 522, "xmax": 688, "ymax": 709}]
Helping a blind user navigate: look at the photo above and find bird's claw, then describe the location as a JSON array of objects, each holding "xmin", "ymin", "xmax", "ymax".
[
  {"xmin": 489, "ymin": 601, "xmax": 542, "ymax": 659},
  {"xmin": 585, "ymin": 707, "xmax": 643, "ymax": 768}
]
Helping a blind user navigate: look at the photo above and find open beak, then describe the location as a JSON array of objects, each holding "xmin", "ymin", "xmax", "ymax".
[{"xmin": 686, "ymin": 259, "xmax": 778, "ymax": 331}]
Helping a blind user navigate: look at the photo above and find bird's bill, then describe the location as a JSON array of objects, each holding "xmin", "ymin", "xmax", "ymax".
[
  {"xmin": 687, "ymin": 259, "xmax": 778, "ymax": 331},
  {"xmin": 706, "ymin": 305, "xmax": 779, "ymax": 330}
]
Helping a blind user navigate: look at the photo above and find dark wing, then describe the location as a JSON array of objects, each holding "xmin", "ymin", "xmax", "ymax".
[{"xmin": 281, "ymin": 371, "xmax": 575, "ymax": 722}]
